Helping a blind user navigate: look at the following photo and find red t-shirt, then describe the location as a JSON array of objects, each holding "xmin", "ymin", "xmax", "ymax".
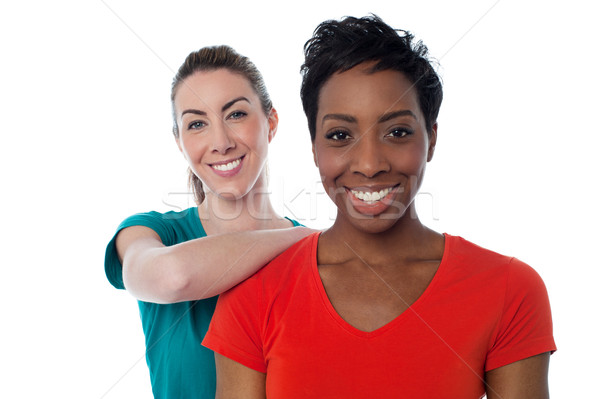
[{"xmin": 203, "ymin": 233, "xmax": 556, "ymax": 398}]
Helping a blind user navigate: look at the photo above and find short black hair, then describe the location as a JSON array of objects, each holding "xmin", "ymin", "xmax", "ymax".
[{"xmin": 300, "ymin": 15, "xmax": 443, "ymax": 141}]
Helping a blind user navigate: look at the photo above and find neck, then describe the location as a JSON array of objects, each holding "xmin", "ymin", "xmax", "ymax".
[
  {"xmin": 198, "ymin": 187, "xmax": 284, "ymax": 234},
  {"xmin": 320, "ymin": 205, "xmax": 442, "ymax": 264}
]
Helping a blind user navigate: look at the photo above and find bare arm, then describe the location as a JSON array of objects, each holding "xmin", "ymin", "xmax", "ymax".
[
  {"xmin": 485, "ymin": 352, "xmax": 551, "ymax": 399},
  {"xmin": 214, "ymin": 353, "xmax": 266, "ymax": 399},
  {"xmin": 116, "ymin": 225, "xmax": 315, "ymax": 303}
]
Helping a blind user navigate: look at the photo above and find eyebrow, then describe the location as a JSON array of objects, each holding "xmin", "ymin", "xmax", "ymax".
[
  {"xmin": 321, "ymin": 109, "xmax": 417, "ymax": 126},
  {"xmin": 222, "ymin": 96, "xmax": 250, "ymax": 112},
  {"xmin": 377, "ymin": 110, "xmax": 418, "ymax": 123},
  {"xmin": 180, "ymin": 96, "xmax": 251, "ymax": 118},
  {"xmin": 321, "ymin": 113, "xmax": 357, "ymax": 125},
  {"xmin": 181, "ymin": 109, "xmax": 207, "ymax": 118}
]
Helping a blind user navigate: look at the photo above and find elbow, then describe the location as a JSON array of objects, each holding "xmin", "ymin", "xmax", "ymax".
[
  {"xmin": 160, "ymin": 260, "xmax": 193, "ymax": 303},
  {"xmin": 123, "ymin": 250, "xmax": 194, "ymax": 304},
  {"xmin": 152, "ymin": 251, "xmax": 194, "ymax": 304}
]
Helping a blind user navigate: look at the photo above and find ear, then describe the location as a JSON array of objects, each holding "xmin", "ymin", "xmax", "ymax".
[
  {"xmin": 427, "ymin": 122, "xmax": 438, "ymax": 162},
  {"xmin": 312, "ymin": 141, "xmax": 319, "ymax": 167},
  {"xmin": 267, "ymin": 108, "xmax": 279, "ymax": 143}
]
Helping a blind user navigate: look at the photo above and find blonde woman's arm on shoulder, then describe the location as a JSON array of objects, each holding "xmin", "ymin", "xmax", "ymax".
[
  {"xmin": 116, "ymin": 225, "xmax": 315, "ymax": 303},
  {"xmin": 485, "ymin": 352, "xmax": 551, "ymax": 399}
]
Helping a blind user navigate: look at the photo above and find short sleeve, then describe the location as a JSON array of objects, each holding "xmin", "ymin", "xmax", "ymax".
[
  {"xmin": 202, "ymin": 275, "xmax": 267, "ymax": 373},
  {"xmin": 485, "ymin": 258, "xmax": 556, "ymax": 371},
  {"xmin": 104, "ymin": 212, "xmax": 175, "ymax": 290}
]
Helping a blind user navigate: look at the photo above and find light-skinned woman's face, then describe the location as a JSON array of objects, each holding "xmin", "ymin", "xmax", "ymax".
[
  {"xmin": 312, "ymin": 62, "xmax": 436, "ymax": 234},
  {"xmin": 174, "ymin": 69, "xmax": 277, "ymax": 202}
]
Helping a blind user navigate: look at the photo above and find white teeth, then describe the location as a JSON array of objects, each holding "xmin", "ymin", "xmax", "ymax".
[
  {"xmin": 212, "ymin": 158, "xmax": 241, "ymax": 171},
  {"xmin": 351, "ymin": 187, "xmax": 391, "ymax": 203}
]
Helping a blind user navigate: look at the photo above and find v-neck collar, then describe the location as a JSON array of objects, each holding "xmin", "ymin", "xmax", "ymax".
[{"xmin": 309, "ymin": 232, "xmax": 451, "ymax": 338}]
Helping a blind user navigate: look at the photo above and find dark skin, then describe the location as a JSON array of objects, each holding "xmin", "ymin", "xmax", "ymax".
[
  {"xmin": 318, "ymin": 213, "xmax": 550, "ymax": 397},
  {"xmin": 316, "ymin": 216, "xmax": 444, "ymax": 333},
  {"xmin": 311, "ymin": 65, "xmax": 444, "ymax": 333},
  {"xmin": 215, "ymin": 354, "xmax": 266, "ymax": 399},
  {"xmin": 317, "ymin": 209, "xmax": 551, "ymax": 398},
  {"xmin": 214, "ymin": 64, "xmax": 551, "ymax": 398},
  {"xmin": 485, "ymin": 352, "xmax": 551, "ymax": 399}
]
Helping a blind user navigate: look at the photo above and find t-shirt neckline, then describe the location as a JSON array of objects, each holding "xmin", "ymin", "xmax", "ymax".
[
  {"xmin": 309, "ymin": 232, "xmax": 452, "ymax": 338},
  {"xmin": 190, "ymin": 206, "xmax": 297, "ymax": 236}
]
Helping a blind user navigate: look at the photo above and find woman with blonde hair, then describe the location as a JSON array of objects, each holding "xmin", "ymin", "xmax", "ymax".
[{"xmin": 105, "ymin": 45, "xmax": 313, "ymax": 398}]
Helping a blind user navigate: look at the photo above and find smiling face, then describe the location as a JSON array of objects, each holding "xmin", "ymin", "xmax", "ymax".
[
  {"xmin": 313, "ymin": 63, "xmax": 437, "ymax": 234},
  {"xmin": 173, "ymin": 69, "xmax": 277, "ymax": 201}
]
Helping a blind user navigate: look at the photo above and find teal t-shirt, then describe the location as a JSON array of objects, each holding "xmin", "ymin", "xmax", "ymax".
[{"xmin": 105, "ymin": 207, "xmax": 300, "ymax": 399}]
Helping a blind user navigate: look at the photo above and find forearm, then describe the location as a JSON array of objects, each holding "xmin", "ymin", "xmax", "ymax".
[
  {"xmin": 170, "ymin": 227, "xmax": 314, "ymax": 301},
  {"xmin": 123, "ymin": 227, "xmax": 315, "ymax": 303}
]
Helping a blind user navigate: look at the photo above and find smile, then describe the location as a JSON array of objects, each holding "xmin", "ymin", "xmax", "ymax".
[
  {"xmin": 211, "ymin": 157, "xmax": 242, "ymax": 171},
  {"xmin": 345, "ymin": 185, "xmax": 402, "ymax": 216},
  {"xmin": 350, "ymin": 186, "xmax": 395, "ymax": 203}
]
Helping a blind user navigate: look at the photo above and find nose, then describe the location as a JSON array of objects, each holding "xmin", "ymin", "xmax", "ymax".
[
  {"xmin": 349, "ymin": 134, "xmax": 390, "ymax": 178},
  {"xmin": 211, "ymin": 121, "xmax": 236, "ymax": 154}
]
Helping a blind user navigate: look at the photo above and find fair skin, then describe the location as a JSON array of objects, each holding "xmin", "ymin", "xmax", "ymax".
[
  {"xmin": 116, "ymin": 69, "xmax": 314, "ymax": 303},
  {"xmin": 215, "ymin": 64, "xmax": 550, "ymax": 398}
]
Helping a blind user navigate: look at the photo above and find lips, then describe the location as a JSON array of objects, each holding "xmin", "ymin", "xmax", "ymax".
[
  {"xmin": 345, "ymin": 184, "xmax": 402, "ymax": 216},
  {"xmin": 209, "ymin": 156, "xmax": 244, "ymax": 177},
  {"xmin": 350, "ymin": 187, "xmax": 392, "ymax": 203},
  {"xmin": 211, "ymin": 157, "xmax": 241, "ymax": 171}
]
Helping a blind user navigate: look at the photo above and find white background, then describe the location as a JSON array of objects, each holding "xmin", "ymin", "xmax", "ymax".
[{"xmin": 1, "ymin": 0, "xmax": 597, "ymax": 397}]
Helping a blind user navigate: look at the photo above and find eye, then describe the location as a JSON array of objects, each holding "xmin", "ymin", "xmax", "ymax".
[
  {"xmin": 325, "ymin": 130, "xmax": 352, "ymax": 141},
  {"xmin": 187, "ymin": 120, "xmax": 206, "ymax": 130},
  {"xmin": 227, "ymin": 110, "xmax": 247, "ymax": 120},
  {"xmin": 386, "ymin": 127, "xmax": 413, "ymax": 138}
]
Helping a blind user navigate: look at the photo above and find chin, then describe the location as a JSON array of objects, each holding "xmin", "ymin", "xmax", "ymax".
[
  {"xmin": 339, "ymin": 198, "xmax": 411, "ymax": 233},
  {"xmin": 215, "ymin": 188, "xmax": 248, "ymax": 200},
  {"xmin": 216, "ymin": 193, "xmax": 239, "ymax": 201},
  {"xmin": 348, "ymin": 217, "xmax": 403, "ymax": 235},
  {"xmin": 205, "ymin": 183, "xmax": 250, "ymax": 199}
]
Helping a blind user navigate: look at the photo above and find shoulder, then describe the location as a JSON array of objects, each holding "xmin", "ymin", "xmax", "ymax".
[
  {"xmin": 445, "ymin": 234, "xmax": 514, "ymax": 268},
  {"xmin": 222, "ymin": 232, "xmax": 318, "ymax": 299},
  {"xmin": 213, "ymin": 233, "xmax": 319, "ymax": 346},
  {"xmin": 255, "ymin": 232, "xmax": 318, "ymax": 280},
  {"xmin": 117, "ymin": 207, "xmax": 204, "ymax": 245},
  {"xmin": 442, "ymin": 235, "xmax": 555, "ymax": 368},
  {"xmin": 119, "ymin": 207, "xmax": 197, "ymax": 230},
  {"xmin": 269, "ymin": 232, "xmax": 318, "ymax": 265},
  {"xmin": 445, "ymin": 234, "xmax": 544, "ymax": 278},
  {"xmin": 444, "ymin": 234, "xmax": 553, "ymax": 328},
  {"xmin": 441, "ymin": 234, "xmax": 551, "ymax": 306},
  {"xmin": 443, "ymin": 234, "xmax": 532, "ymax": 281},
  {"xmin": 104, "ymin": 207, "xmax": 202, "ymax": 289}
]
